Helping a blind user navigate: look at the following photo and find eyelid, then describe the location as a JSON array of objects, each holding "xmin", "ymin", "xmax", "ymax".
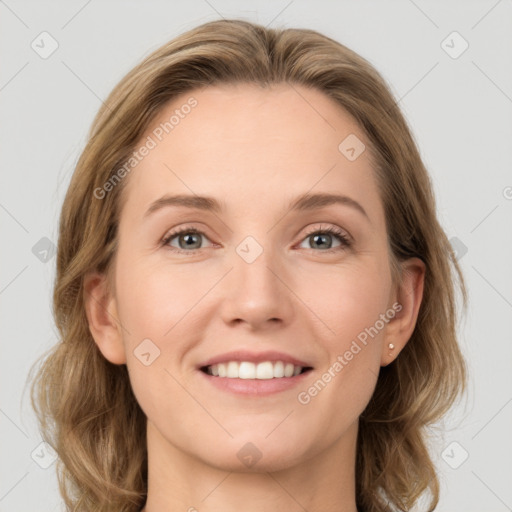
[
  {"xmin": 160, "ymin": 225, "xmax": 216, "ymax": 251},
  {"xmin": 300, "ymin": 224, "xmax": 352, "ymax": 244}
]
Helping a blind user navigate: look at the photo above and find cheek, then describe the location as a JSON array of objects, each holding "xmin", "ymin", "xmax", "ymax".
[
  {"xmin": 299, "ymin": 256, "xmax": 392, "ymax": 347},
  {"xmin": 115, "ymin": 258, "xmax": 202, "ymax": 339},
  {"xmin": 113, "ymin": 258, "xmax": 200, "ymax": 421},
  {"xmin": 112, "ymin": 256, "xmax": 198, "ymax": 401},
  {"xmin": 294, "ymin": 258, "xmax": 391, "ymax": 412}
]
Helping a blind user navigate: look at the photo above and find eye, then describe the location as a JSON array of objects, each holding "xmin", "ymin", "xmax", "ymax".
[
  {"xmin": 297, "ymin": 225, "xmax": 351, "ymax": 253},
  {"xmin": 161, "ymin": 227, "xmax": 213, "ymax": 254},
  {"xmin": 161, "ymin": 224, "xmax": 352, "ymax": 255}
]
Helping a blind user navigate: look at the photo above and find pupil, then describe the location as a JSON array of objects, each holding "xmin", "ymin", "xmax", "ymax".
[
  {"xmin": 181, "ymin": 233, "xmax": 200, "ymax": 249},
  {"xmin": 312, "ymin": 234, "xmax": 331, "ymax": 249}
]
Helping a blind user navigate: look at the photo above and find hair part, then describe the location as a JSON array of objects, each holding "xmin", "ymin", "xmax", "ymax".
[{"xmin": 28, "ymin": 19, "xmax": 467, "ymax": 512}]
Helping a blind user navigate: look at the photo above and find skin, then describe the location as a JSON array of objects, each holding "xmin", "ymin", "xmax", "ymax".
[{"xmin": 84, "ymin": 83, "xmax": 425, "ymax": 512}]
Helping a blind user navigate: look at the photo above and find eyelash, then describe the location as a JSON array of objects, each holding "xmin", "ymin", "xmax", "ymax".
[{"xmin": 161, "ymin": 225, "xmax": 352, "ymax": 255}]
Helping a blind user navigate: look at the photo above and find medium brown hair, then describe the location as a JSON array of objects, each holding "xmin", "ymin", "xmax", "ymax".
[{"xmin": 28, "ymin": 19, "xmax": 467, "ymax": 511}]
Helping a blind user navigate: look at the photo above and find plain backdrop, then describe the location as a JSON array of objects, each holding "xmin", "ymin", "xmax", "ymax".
[{"xmin": 1, "ymin": 1, "xmax": 511, "ymax": 510}]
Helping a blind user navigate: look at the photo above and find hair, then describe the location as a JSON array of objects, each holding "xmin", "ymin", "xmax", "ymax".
[{"xmin": 28, "ymin": 18, "xmax": 468, "ymax": 512}]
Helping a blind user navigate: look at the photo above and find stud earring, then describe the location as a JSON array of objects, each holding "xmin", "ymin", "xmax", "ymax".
[{"xmin": 387, "ymin": 343, "xmax": 396, "ymax": 363}]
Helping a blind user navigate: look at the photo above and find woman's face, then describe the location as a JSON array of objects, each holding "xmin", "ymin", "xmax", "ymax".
[{"xmin": 92, "ymin": 83, "xmax": 417, "ymax": 472}]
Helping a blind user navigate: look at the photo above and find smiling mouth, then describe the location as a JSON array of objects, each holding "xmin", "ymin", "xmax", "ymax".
[{"xmin": 200, "ymin": 361, "xmax": 313, "ymax": 380}]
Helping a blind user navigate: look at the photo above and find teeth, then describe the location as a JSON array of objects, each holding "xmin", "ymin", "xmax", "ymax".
[
  {"xmin": 227, "ymin": 361, "xmax": 238, "ymax": 378},
  {"xmin": 208, "ymin": 361, "xmax": 304, "ymax": 379},
  {"xmin": 239, "ymin": 362, "xmax": 255, "ymax": 379},
  {"xmin": 256, "ymin": 361, "xmax": 273, "ymax": 379},
  {"xmin": 273, "ymin": 361, "xmax": 284, "ymax": 378}
]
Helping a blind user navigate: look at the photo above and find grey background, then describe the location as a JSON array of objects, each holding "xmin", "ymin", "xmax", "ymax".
[{"xmin": 1, "ymin": 1, "xmax": 511, "ymax": 510}]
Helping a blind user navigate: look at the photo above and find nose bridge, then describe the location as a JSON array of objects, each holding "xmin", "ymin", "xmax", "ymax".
[{"xmin": 219, "ymin": 234, "xmax": 294, "ymax": 328}]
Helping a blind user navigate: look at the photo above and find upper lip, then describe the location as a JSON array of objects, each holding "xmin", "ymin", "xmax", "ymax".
[{"xmin": 198, "ymin": 350, "xmax": 313, "ymax": 369}]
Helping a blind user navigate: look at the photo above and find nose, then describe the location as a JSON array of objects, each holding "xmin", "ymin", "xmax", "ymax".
[{"xmin": 218, "ymin": 243, "xmax": 295, "ymax": 331}]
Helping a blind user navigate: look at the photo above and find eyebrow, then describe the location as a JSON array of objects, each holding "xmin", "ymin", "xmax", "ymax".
[{"xmin": 143, "ymin": 192, "xmax": 369, "ymax": 220}]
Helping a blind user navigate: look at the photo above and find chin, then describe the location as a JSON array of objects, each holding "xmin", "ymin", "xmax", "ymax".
[{"xmin": 193, "ymin": 434, "xmax": 312, "ymax": 473}]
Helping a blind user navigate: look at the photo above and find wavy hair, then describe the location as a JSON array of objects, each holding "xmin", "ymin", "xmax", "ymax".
[{"xmin": 28, "ymin": 19, "xmax": 467, "ymax": 511}]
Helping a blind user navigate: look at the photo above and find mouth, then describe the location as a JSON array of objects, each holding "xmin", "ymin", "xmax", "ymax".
[
  {"xmin": 196, "ymin": 350, "xmax": 314, "ymax": 395},
  {"xmin": 200, "ymin": 361, "xmax": 313, "ymax": 379}
]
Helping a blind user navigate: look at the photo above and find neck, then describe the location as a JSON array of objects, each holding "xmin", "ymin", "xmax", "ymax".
[{"xmin": 142, "ymin": 420, "xmax": 359, "ymax": 512}]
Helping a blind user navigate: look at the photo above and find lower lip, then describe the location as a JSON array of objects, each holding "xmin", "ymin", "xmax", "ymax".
[{"xmin": 198, "ymin": 369, "xmax": 313, "ymax": 396}]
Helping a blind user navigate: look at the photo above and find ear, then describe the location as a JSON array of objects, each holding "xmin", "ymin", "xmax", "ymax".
[
  {"xmin": 83, "ymin": 271, "xmax": 126, "ymax": 365},
  {"xmin": 381, "ymin": 257, "xmax": 426, "ymax": 366}
]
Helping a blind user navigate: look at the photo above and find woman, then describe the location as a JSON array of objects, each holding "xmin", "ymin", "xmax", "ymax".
[{"xmin": 29, "ymin": 19, "xmax": 467, "ymax": 512}]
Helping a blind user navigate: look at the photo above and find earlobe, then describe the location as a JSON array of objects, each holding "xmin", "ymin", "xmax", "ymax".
[
  {"xmin": 381, "ymin": 257, "xmax": 426, "ymax": 366},
  {"xmin": 83, "ymin": 272, "xmax": 126, "ymax": 365}
]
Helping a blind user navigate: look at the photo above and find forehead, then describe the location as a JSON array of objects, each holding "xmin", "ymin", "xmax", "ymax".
[{"xmin": 120, "ymin": 83, "xmax": 382, "ymax": 222}]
